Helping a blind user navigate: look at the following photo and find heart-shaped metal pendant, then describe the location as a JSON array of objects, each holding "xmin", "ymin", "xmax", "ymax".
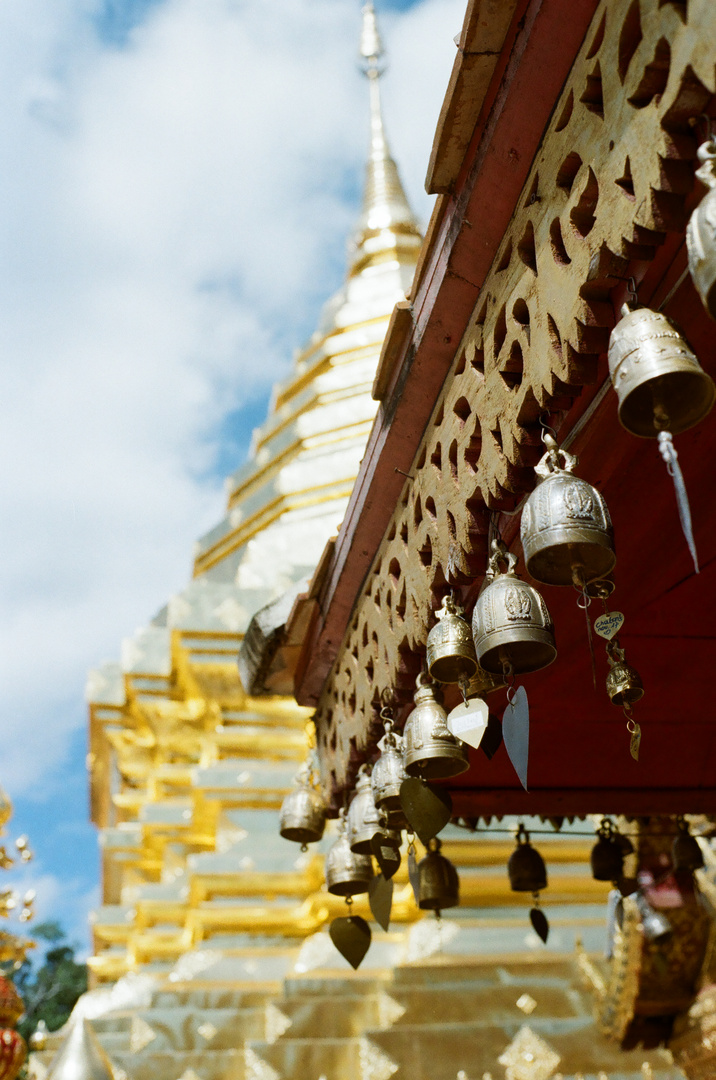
[
  {"xmin": 368, "ymin": 874, "xmax": 393, "ymax": 931},
  {"xmin": 329, "ymin": 915, "xmax": 372, "ymax": 969},
  {"xmin": 400, "ymin": 777, "xmax": 452, "ymax": 846},
  {"xmin": 481, "ymin": 713, "xmax": 503, "ymax": 760},
  {"xmin": 370, "ymin": 832, "xmax": 401, "ymax": 880},
  {"xmin": 448, "ymin": 697, "xmax": 489, "ymax": 749},
  {"xmin": 503, "ymin": 685, "xmax": 529, "ymax": 791},
  {"xmin": 594, "ymin": 611, "xmax": 625, "ymax": 640}
]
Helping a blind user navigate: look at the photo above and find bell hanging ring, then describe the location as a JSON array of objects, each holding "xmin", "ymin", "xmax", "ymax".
[
  {"xmin": 279, "ymin": 763, "xmax": 326, "ymax": 847},
  {"xmin": 508, "ymin": 826, "xmax": 548, "ymax": 893},
  {"xmin": 417, "ymin": 837, "xmax": 460, "ymax": 911},
  {"xmin": 371, "ymin": 715, "xmax": 408, "ymax": 826},
  {"xmin": 403, "ymin": 674, "xmax": 470, "ymax": 780},
  {"xmin": 590, "ymin": 819, "xmax": 625, "ymax": 883},
  {"xmin": 521, "ymin": 434, "xmax": 615, "ymax": 588},
  {"xmin": 472, "ymin": 541, "xmax": 556, "ymax": 675},
  {"xmin": 426, "ymin": 594, "xmax": 478, "ymax": 684},
  {"xmin": 325, "ymin": 816, "xmax": 374, "ymax": 896},
  {"xmin": 608, "ymin": 303, "xmax": 715, "ymax": 437},
  {"xmin": 606, "ymin": 640, "xmax": 644, "ymax": 707},
  {"xmin": 687, "ymin": 137, "xmax": 716, "ymax": 320},
  {"xmin": 672, "ymin": 817, "xmax": 704, "ymax": 872}
]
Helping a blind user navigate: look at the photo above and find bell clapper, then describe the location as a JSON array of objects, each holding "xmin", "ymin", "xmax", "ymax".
[{"xmin": 656, "ymin": 427, "xmax": 700, "ymax": 575}]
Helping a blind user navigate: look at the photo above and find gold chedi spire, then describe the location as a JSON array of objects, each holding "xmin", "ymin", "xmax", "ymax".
[{"xmin": 350, "ymin": 1, "xmax": 422, "ymax": 277}]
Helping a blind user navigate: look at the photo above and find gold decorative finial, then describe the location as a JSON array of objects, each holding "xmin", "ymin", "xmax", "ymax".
[
  {"xmin": 359, "ymin": 1, "xmax": 385, "ymax": 77},
  {"xmin": 350, "ymin": 1, "xmax": 422, "ymax": 277}
]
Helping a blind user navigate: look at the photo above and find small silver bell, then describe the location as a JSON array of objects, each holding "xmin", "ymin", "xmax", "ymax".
[
  {"xmin": 634, "ymin": 891, "xmax": 672, "ymax": 943},
  {"xmin": 371, "ymin": 718, "xmax": 408, "ymax": 826},
  {"xmin": 508, "ymin": 826, "xmax": 548, "ymax": 893},
  {"xmin": 325, "ymin": 816, "xmax": 374, "ymax": 896},
  {"xmin": 606, "ymin": 640, "xmax": 644, "ymax": 707},
  {"xmin": 472, "ymin": 541, "xmax": 556, "ymax": 675},
  {"xmin": 348, "ymin": 767, "xmax": 383, "ymax": 854},
  {"xmin": 417, "ymin": 837, "xmax": 460, "ymax": 911},
  {"xmin": 279, "ymin": 763, "xmax": 326, "ymax": 847},
  {"xmin": 403, "ymin": 674, "xmax": 470, "ymax": 780},
  {"xmin": 426, "ymin": 594, "xmax": 478, "ymax": 684},
  {"xmin": 608, "ymin": 303, "xmax": 715, "ymax": 438},
  {"xmin": 687, "ymin": 137, "xmax": 716, "ymax": 320},
  {"xmin": 521, "ymin": 434, "xmax": 615, "ymax": 587}
]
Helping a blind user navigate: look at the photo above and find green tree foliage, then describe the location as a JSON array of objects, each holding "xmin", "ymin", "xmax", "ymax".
[{"xmin": 9, "ymin": 921, "xmax": 87, "ymax": 1042}]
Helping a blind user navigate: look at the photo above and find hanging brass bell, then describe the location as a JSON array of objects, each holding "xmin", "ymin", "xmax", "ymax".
[
  {"xmin": 672, "ymin": 818, "xmax": 704, "ymax": 872},
  {"xmin": 508, "ymin": 826, "xmax": 548, "ymax": 893},
  {"xmin": 426, "ymin": 594, "xmax": 478, "ymax": 684},
  {"xmin": 279, "ymin": 764, "xmax": 326, "ymax": 847},
  {"xmin": 472, "ymin": 541, "xmax": 556, "ymax": 675},
  {"xmin": 403, "ymin": 674, "xmax": 470, "ymax": 780},
  {"xmin": 606, "ymin": 641, "xmax": 644, "ymax": 707},
  {"xmin": 325, "ymin": 818, "xmax": 374, "ymax": 896},
  {"xmin": 687, "ymin": 138, "xmax": 716, "ymax": 320},
  {"xmin": 371, "ymin": 722, "xmax": 408, "ymax": 825},
  {"xmin": 607, "ymin": 303, "xmax": 715, "ymax": 437},
  {"xmin": 417, "ymin": 838, "xmax": 460, "ymax": 911},
  {"xmin": 347, "ymin": 767, "xmax": 383, "ymax": 854},
  {"xmin": 634, "ymin": 891, "xmax": 672, "ymax": 943},
  {"xmin": 590, "ymin": 820, "xmax": 625, "ymax": 882},
  {"xmin": 521, "ymin": 435, "xmax": 615, "ymax": 587}
]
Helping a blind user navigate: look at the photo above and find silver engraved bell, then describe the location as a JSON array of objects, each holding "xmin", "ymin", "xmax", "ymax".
[
  {"xmin": 325, "ymin": 815, "xmax": 374, "ymax": 896},
  {"xmin": 371, "ymin": 717, "xmax": 408, "ymax": 826},
  {"xmin": 426, "ymin": 594, "xmax": 478, "ymax": 684},
  {"xmin": 472, "ymin": 541, "xmax": 556, "ymax": 675},
  {"xmin": 521, "ymin": 434, "xmax": 615, "ymax": 587},
  {"xmin": 403, "ymin": 674, "xmax": 470, "ymax": 780},
  {"xmin": 417, "ymin": 838, "xmax": 460, "ymax": 911},
  {"xmin": 688, "ymin": 138, "xmax": 716, "ymax": 320},
  {"xmin": 348, "ymin": 767, "xmax": 383, "ymax": 854},
  {"xmin": 279, "ymin": 762, "xmax": 326, "ymax": 848},
  {"xmin": 608, "ymin": 303, "xmax": 715, "ymax": 437}
]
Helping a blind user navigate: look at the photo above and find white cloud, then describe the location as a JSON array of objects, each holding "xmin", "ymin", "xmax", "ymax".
[{"xmin": 0, "ymin": 0, "xmax": 464, "ymax": 798}]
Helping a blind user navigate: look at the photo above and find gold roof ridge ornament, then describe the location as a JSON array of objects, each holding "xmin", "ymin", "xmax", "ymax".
[{"xmin": 351, "ymin": 1, "xmax": 422, "ymax": 278}]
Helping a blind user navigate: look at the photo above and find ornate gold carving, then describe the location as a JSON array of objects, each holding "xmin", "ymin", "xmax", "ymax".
[
  {"xmin": 314, "ymin": 0, "xmax": 716, "ymax": 795},
  {"xmin": 497, "ymin": 1026, "xmax": 561, "ymax": 1080}
]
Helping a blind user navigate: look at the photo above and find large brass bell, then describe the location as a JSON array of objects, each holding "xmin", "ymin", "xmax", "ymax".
[
  {"xmin": 472, "ymin": 541, "xmax": 556, "ymax": 675},
  {"xmin": 605, "ymin": 640, "xmax": 644, "ymax": 707},
  {"xmin": 508, "ymin": 826, "xmax": 547, "ymax": 893},
  {"xmin": 371, "ymin": 717, "xmax": 408, "ymax": 825},
  {"xmin": 521, "ymin": 434, "xmax": 615, "ymax": 587},
  {"xmin": 403, "ymin": 674, "xmax": 470, "ymax": 780},
  {"xmin": 426, "ymin": 594, "xmax": 478, "ymax": 684},
  {"xmin": 417, "ymin": 837, "xmax": 460, "ymax": 911},
  {"xmin": 687, "ymin": 137, "xmax": 716, "ymax": 320},
  {"xmin": 325, "ymin": 816, "xmax": 374, "ymax": 896},
  {"xmin": 608, "ymin": 303, "xmax": 715, "ymax": 437},
  {"xmin": 590, "ymin": 819, "xmax": 625, "ymax": 883},
  {"xmin": 348, "ymin": 768, "xmax": 383, "ymax": 854},
  {"xmin": 279, "ymin": 763, "xmax": 326, "ymax": 848},
  {"xmin": 672, "ymin": 818, "xmax": 704, "ymax": 872}
]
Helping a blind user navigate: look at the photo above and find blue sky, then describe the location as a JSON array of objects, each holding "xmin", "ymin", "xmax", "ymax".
[{"xmin": 0, "ymin": 0, "xmax": 465, "ymax": 953}]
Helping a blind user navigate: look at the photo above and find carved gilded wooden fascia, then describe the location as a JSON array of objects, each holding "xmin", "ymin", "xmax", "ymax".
[{"xmin": 313, "ymin": 0, "xmax": 716, "ymax": 800}]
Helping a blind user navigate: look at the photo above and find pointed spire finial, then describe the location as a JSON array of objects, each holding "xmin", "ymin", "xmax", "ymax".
[{"xmin": 360, "ymin": 1, "xmax": 385, "ymax": 78}]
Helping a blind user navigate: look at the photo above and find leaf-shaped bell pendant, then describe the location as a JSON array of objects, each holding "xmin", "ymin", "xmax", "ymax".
[
  {"xmin": 371, "ymin": 717, "xmax": 408, "ymax": 826},
  {"xmin": 521, "ymin": 434, "xmax": 615, "ymax": 588},
  {"xmin": 608, "ymin": 302, "xmax": 714, "ymax": 438},
  {"xmin": 417, "ymin": 838, "xmax": 460, "ymax": 911},
  {"xmin": 403, "ymin": 674, "xmax": 470, "ymax": 780},
  {"xmin": 508, "ymin": 826, "xmax": 547, "ymax": 893},
  {"xmin": 687, "ymin": 137, "xmax": 716, "ymax": 320},
  {"xmin": 325, "ymin": 815, "xmax": 374, "ymax": 896},
  {"xmin": 472, "ymin": 541, "xmax": 556, "ymax": 675},
  {"xmin": 279, "ymin": 762, "xmax": 326, "ymax": 848},
  {"xmin": 426, "ymin": 594, "xmax": 478, "ymax": 684}
]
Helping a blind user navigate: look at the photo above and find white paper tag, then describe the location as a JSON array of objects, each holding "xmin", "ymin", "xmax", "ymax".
[
  {"xmin": 448, "ymin": 697, "xmax": 489, "ymax": 749},
  {"xmin": 594, "ymin": 611, "xmax": 625, "ymax": 640}
]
